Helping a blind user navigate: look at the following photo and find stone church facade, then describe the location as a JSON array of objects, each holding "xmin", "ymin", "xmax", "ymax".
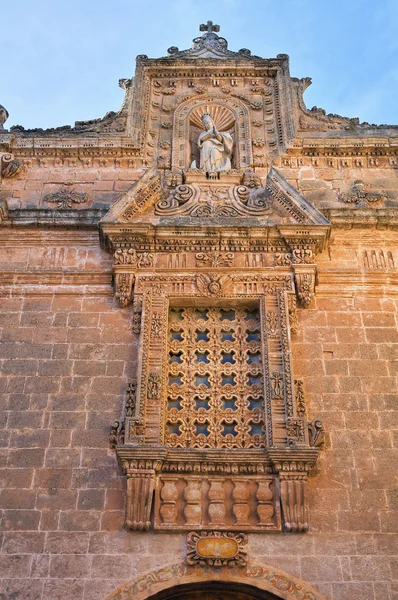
[{"xmin": 0, "ymin": 22, "xmax": 397, "ymax": 600}]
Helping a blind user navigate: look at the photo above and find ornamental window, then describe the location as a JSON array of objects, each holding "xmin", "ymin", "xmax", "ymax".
[{"xmin": 165, "ymin": 305, "xmax": 266, "ymax": 449}]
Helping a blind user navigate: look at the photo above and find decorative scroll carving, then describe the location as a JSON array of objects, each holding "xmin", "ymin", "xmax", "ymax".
[
  {"xmin": 156, "ymin": 181, "xmax": 274, "ymax": 218},
  {"xmin": 295, "ymin": 379, "xmax": 306, "ymax": 417},
  {"xmin": 114, "ymin": 248, "xmax": 136, "ymax": 265},
  {"xmin": 151, "ymin": 312, "xmax": 163, "ymax": 337},
  {"xmin": 109, "ymin": 420, "xmax": 124, "ymax": 449},
  {"xmin": 147, "ymin": 372, "xmax": 161, "ymax": 399},
  {"xmin": 275, "ymin": 253, "xmax": 292, "ymax": 266},
  {"xmin": 136, "ymin": 252, "xmax": 154, "ymax": 268},
  {"xmin": 292, "ymin": 248, "xmax": 314, "ymax": 264},
  {"xmin": 44, "ymin": 188, "xmax": 87, "ymax": 209},
  {"xmin": 165, "ymin": 306, "xmax": 265, "ymax": 449},
  {"xmin": 287, "ymin": 294, "xmax": 298, "ymax": 334},
  {"xmin": 340, "ymin": 180, "xmax": 387, "ymax": 207},
  {"xmin": 132, "ymin": 296, "xmax": 143, "ymax": 334},
  {"xmin": 155, "ymin": 184, "xmax": 195, "ymax": 212},
  {"xmin": 308, "ymin": 420, "xmax": 325, "ymax": 447},
  {"xmin": 155, "ymin": 475, "xmax": 279, "ymax": 530},
  {"xmin": 265, "ymin": 311, "xmax": 278, "ymax": 338},
  {"xmin": 286, "ymin": 417, "xmax": 306, "ymax": 445},
  {"xmin": 114, "ymin": 273, "xmax": 134, "ymax": 307},
  {"xmin": 0, "ymin": 152, "xmax": 24, "ymax": 179},
  {"xmin": 125, "ymin": 380, "xmax": 137, "ymax": 417},
  {"xmin": 186, "ymin": 531, "xmax": 248, "ymax": 567},
  {"xmin": 195, "ymin": 251, "xmax": 234, "ymax": 267}
]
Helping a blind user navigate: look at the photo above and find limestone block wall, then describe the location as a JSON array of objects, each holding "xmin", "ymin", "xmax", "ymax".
[
  {"xmin": 0, "ymin": 164, "xmax": 143, "ymax": 211},
  {"xmin": 0, "ymin": 230, "xmax": 397, "ymax": 600}
]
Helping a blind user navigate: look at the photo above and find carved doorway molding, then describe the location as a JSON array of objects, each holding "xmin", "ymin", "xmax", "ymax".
[
  {"xmin": 104, "ymin": 562, "xmax": 328, "ymax": 600},
  {"xmin": 147, "ymin": 581, "xmax": 278, "ymax": 599}
]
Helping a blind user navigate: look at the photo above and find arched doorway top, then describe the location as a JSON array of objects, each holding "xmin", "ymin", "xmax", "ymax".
[{"xmin": 105, "ymin": 562, "xmax": 328, "ymax": 600}]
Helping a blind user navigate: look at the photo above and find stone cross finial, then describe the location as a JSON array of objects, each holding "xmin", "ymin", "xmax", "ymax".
[{"xmin": 200, "ymin": 20, "xmax": 220, "ymax": 34}]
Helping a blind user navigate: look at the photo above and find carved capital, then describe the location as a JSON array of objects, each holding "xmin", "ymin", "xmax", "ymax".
[{"xmin": 267, "ymin": 447, "xmax": 319, "ymax": 475}]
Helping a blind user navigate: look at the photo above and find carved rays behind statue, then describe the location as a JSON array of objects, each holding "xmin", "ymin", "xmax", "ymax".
[{"xmin": 189, "ymin": 104, "xmax": 235, "ymax": 131}]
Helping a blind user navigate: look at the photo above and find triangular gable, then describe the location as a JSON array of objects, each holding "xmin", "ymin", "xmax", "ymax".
[
  {"xmin": 265, "ymin": 167, "xmax": 330, "ymax": 225},
  {"xmin": 101, "ymin": 166, "xmax": 161, "ymax": 224}
]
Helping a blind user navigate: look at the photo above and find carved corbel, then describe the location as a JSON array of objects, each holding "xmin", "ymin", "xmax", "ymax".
[
  {"xmin": 114, "ymin": 272, "xmax": 135, "ymax": 307},
  {"xmin": 293, "ymin": 266, "xmax": 316, "ymax": 308},
  {"xmin": 279, "ymin": 475, "xmax": 309, "ymax": 532},
  {"xmin": 126, "ymin": 469, "xmax": 156, "ymax": 530},
  {"xmin": 117, "ymin": 448, "xmax": 167, "ymax": 531},
  {"xmin": 268, "ymin": 448, "xmax": 319, "ymax": 532}
]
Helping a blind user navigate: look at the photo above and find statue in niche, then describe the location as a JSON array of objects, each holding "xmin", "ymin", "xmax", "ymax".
[
  {"xmin": 190, "ymin": 111, "xmax": 234, "ymax": 172},
  {"xmin": 198, "ymin": 113, "xmax": 233, "ymax": 172}
]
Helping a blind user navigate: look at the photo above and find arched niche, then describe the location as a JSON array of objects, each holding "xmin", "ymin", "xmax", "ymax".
[
  {"xmin": 105, "ymin": 562, "xmax": 327, "ymax": 600},
  {"xmin": 172, "ymin": 97, "xmax": 253, "ymax": 171}
]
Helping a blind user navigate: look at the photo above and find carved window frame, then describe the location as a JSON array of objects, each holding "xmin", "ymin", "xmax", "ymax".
[{"xmin": 124, "ymin": 273, "xmax": 300, "ymax": 449}]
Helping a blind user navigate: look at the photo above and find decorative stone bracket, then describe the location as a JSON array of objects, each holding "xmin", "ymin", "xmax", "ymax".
[
  {"xmin": 0, "ymin": 152, "xmax": 24, "ymax": 180},
  {"xmin": 268, "ymin": 447, "xmax": 319, "ymax": 532}
]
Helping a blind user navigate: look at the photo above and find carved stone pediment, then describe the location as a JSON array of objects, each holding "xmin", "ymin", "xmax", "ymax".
[{"xmin": 101, "ymin": 167, "xmax": 330, "ymax": 227}]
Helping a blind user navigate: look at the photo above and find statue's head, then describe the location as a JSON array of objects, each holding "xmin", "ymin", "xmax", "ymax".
[{"xmin": 201, "ymin": 113, "xmax": 213, "ymax": 130}]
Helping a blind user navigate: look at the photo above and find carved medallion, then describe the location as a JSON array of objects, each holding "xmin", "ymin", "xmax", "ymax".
[{"xmin": 187, "ymin": 531, "xmax": 248, "ymax": 567}]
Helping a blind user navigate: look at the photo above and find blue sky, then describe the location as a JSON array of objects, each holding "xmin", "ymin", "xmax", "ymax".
[{"xmin": 2, "ymin": 0, "xmax": 397, "ymax": 129}]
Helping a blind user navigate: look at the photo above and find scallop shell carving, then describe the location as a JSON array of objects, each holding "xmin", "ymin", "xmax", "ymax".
[{"xmin": 189, "ymin": 105, "xmax": 235, "ymax": 132}]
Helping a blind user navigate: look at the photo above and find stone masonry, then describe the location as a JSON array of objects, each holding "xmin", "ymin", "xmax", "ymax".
[{"xmin": 0, "ymin": 22, "xmax": 397, "ymax": 600}]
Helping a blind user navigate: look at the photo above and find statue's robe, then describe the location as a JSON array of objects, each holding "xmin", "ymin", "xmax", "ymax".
[{"xmin": 198, "ymin": 130, "xmax": 233, "ymax": 172}]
